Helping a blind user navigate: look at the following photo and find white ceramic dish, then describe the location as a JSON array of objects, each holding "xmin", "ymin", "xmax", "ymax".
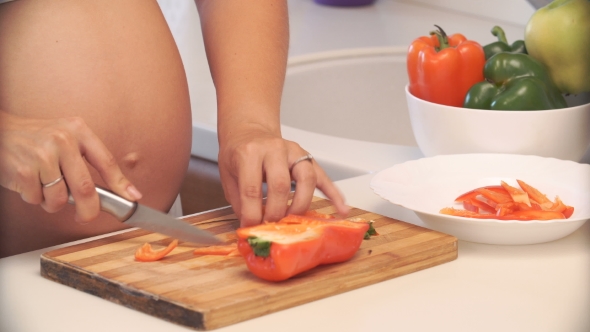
[
  {"xmin": 369, "ymin": 154, "xmax": 590, "ymax": 245},
  {"xmin": 405, "ymin": 85, "xmax": 590, "ymax": 162}
]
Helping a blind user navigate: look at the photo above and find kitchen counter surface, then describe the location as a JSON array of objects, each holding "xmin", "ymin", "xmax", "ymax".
[{"xmin": 1, "ymin": 173, "xmax": 589, "ymax": 332}]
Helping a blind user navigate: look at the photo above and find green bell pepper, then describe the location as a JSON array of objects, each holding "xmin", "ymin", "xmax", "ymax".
[
  {"xmin": 525, "ymin": 0, "xmax": 590, "ymax": 94},
  {"xmin": 463, "ymin": 53, "xmax": 567, "ymax": 111},
  {"xmin": 483, "ymin": 26, "xmax": 527, "ymax": 60}
]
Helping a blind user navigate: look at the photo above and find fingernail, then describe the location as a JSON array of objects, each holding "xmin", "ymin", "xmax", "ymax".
[{"xmin": 127, "ymin": 185, "xmax": 143, "ymax": 200}]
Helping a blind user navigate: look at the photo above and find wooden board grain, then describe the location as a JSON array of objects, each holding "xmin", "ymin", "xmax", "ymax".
[{"xmin": 40, "ymin": 197, "xmax": 458, "ymax": 330}]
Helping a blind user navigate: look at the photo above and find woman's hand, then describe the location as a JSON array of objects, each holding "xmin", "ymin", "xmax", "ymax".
[
  {"xmin": 218, "ymin": 124, "xmax": 349, "ymax": 227},
  {"xmin": 0, "ymin": 111, "xmax": 142, "ymax": 223},
  {"xmin": 197, "ymin": 0, "xmax": 348, "ymax": 226}
]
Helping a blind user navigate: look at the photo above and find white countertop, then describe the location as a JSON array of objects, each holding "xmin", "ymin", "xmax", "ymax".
[{"xmin": 1, "ymin": 173, "xmax": 589, "ymax": 332}]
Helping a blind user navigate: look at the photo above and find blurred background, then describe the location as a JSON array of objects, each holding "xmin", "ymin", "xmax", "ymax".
[{"xmin": 154, "ymin": 0, "xmax": 541, "ymax": 215}]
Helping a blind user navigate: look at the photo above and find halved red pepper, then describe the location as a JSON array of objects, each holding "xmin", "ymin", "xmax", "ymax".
[{"xmin": 236, "ymin": 215, "xmax": 369, "ymax": 282}]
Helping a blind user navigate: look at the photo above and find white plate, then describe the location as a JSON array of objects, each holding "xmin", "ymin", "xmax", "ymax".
[{"xmin": 369, "ymin": 154, "xmax": 590, "ymax": 245}]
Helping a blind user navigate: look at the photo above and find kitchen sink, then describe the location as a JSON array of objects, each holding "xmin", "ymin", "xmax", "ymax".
[
  {"xmin": 191, "ymin": 47, "xmax": 424, "ymax": 181},
  {"xmin": 281, "ymin": 47, "xmax": 416, "ymax": 147}
]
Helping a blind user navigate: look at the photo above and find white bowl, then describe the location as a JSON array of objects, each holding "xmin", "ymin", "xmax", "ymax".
[
  {"xmin": 369, "ymin": 154, "xmax": 590, "ymax": 245},
  {"xmin": 405, "ymin": 85, "xmax": 590, "ymax": 162}
]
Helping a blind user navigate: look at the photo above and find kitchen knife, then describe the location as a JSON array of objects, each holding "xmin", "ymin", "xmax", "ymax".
[{"xmin": 68, "ymin": 186, "xmax": 223, "ymax": 245}]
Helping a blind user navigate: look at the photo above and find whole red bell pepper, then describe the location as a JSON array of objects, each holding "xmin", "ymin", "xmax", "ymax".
[
  {"xmin": 236, "ymin": 215, "xmax": 369, "ymax": 282},
  {"xmin": 407, "ymin": 25, "xmax": 486, "ymax": 107}
]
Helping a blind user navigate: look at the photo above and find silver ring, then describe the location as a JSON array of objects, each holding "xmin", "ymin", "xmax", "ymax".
[
  {"xmin": 42, "ymin": 175, "xmax": 64, "ymax": 188},
  {"xmin": 290, "ymin": 153, "xmax": 313, "ymax": 171}
]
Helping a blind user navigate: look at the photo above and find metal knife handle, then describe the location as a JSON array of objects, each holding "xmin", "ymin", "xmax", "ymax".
[{"xmin": 67, "ymin": 186, "xmax": 137, "ymax": 222}]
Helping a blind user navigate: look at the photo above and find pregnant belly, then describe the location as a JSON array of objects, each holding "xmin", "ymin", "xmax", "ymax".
[{"xmin": 0, "ymin": 0, "xmax": 193, "ymax": 257}]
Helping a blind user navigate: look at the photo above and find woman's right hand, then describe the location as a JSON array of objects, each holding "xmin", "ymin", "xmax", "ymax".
[{"xmin": 0, "ymin": 111, "xmax": 142, "ymax": 223}]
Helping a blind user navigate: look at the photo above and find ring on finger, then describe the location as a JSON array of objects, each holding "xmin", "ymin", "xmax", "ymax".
[
  {"xmin": 290, "ymin": 153, "xmax": 313, "ymax": 171},
  {"xmin": 42, "ymin": 175, "xmax": 64, "ymax": 188}
]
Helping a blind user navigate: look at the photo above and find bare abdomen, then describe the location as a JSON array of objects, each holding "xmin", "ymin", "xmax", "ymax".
[{"xmin": 0, "ymin": 0, "xmax": 193, "ymax": 257}]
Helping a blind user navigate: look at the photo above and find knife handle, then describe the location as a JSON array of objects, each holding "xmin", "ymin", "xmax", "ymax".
[{"xmin": 67, "ymin": 186, "xmax": 137, "ymax": 221}]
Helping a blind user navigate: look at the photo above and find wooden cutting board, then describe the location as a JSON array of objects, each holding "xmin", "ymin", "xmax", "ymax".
[{"xmin": 41, "ymin": 197, "xmax": 458, "ymax": 330}]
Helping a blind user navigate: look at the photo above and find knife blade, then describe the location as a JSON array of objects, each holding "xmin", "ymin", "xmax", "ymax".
[{"xmin": 68, "ymin": 186, "xmax": 223, "ymax": 245}]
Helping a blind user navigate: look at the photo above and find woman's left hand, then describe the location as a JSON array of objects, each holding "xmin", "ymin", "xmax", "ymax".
[{"xmin": 217, "ymin": 126, "xmax": 349, "ymax": 227}]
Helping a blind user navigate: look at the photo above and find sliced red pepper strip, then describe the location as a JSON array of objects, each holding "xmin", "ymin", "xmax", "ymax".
[
  {"xmin": 476, "ymin": 188, "xmax": 513, "ymax": 204},
  {"xmin": 462, "ymin": 200, "xmax": 479, "ymax": 213},
  {"xmin": 501, "ymin": 210, "xmax": 566, "ymax": 221},
  {"xmin": 463, "ymin": 199, "xmax": 496, "ymax": 214},
  {"xmin": 236, "ymin": 215, "xmax": 369, "ymax": 282},
  {"xmin": 563, "ymin": 206, "xmax": 575, "ymax": 219},
  {"xmin": 193, "ymin": 243, "xmax": 239, "ymax": 256},
  {"xmin": 135, "ymin": 239, "xmax": 178, "ymax": 262},
  {"xmin": 455, "ymin": 185, "xmax": 507, "ymax": 202},
  {"xmin": 440, "ymin": 207, "xmax": 499, "ymax": 219},
  {"xmin": 548, "ymin": 196, "xmax": 567, "ymax": 213},
  {"xmin": 517, "ymin": 179, "xmax": 552, "ymax": 208},
  {"xmin": 515, "ymin": 202, "xmax": 542, "ymax": 211},
  {"xmin": 501, "ymin": 181, "xmax": 531, "ymax": 206}
]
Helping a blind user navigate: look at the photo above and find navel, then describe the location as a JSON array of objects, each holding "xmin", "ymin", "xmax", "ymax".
[{"xmin": 122, "ymin": 152, "xmax": 140, "ymax": 169}]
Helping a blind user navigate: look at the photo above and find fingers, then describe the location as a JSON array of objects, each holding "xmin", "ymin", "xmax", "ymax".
[
  {"xmin": 262, "ymin": 150, "xmax": 291, "ymax": 222},
  {"xmin": 0, "ymin": 113, "xmax": 139, "ymax": 224},
  {"xmin": 76, "ymin": 122, "xmax": 142, "ymax": 202},
  {"xmin": 39, "ymin": 171, "xmax": 69, "ymax": 215},
  {"xmin": 314, "ymin": 165, "xmax": 350, "ymax": 218},
  {"xmin": 61, "ymin": 117, "xmax": 142, "ymax": 223},
  {"xmin": 235, "ymin": 149, "xmax": 264, "ymax": 227},
  {"xmin": 218, "ymin": 134, "xmax": 349, "ymax": 227},
  {"xmin": 286, "ymin": 157, "xmax": 315, "ymax": 216}
]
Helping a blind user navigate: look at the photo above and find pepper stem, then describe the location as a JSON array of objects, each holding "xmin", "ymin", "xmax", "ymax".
[
  {"xmin": 247, "ymin": 236, "xmax": 271, "ymax": 257},
  {"xmin": 430, "ymin": 25, "xmax": 450, "ymax": 51},
  {"xmin": 490, "ymin": 26, "xmax": 508, "ymax": 44}
]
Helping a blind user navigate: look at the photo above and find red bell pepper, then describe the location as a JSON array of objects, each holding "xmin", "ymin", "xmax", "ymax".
[
  {"xmin": 407, "ymin": 25, "xmax": 486, "ymax": 107},
  {"xmin": 236, "ymin": 215, "xmax": 369, "ymax": 282}
]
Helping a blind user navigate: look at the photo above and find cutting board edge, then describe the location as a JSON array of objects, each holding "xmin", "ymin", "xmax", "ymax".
[{"xmin": 40, "ymin": 255, "xmax": 208, "ymax": 330}]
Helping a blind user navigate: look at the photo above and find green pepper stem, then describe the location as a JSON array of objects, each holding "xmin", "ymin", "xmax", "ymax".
[
  {"xmin": 430, "ymin": 25, "xmax": 450, "ymax": 51},
  {"xmin": 491, "ymin": 26, "xmax": 508, "ymax": 44},
  {"xmin": 247, "ymin": 236, "xmax": 271, "ymax": 257}
]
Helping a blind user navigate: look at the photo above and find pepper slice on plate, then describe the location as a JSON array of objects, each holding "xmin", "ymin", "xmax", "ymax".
[
  {"xmin": 236, "ymin": 215, "xmax": 370, "ymax": 281},
  {"xmin": 441, "ymin": 180, "xmax": 574, "ymax": 221}
]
